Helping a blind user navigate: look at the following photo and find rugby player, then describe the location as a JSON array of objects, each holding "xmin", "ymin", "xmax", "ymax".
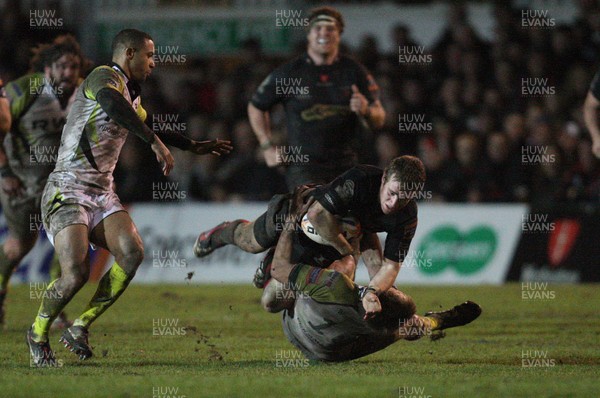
[
  {"xmin": 0, "ymin": 35, "xmax": 84, "ymax": 328},
  {"xmin": 194, "ymin": 156, "xmax": 424, "ymax": 316},
  {"xmin": 248, "ymin": 6, "xmax": 385, "ymax": 190},
  {"xmin": 270, "ymin": 185, "xmax": 482, "ymax": 362},
  {"xmin": 26, "ymin": 29, "xmax": 231, "ymax": 367},
  {"xmin": 582, "ymin": 68, "xmax": 600, "ymax": 158}
]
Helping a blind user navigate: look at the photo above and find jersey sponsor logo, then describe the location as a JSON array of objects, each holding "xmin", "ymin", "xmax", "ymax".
[
  {"xmin": 334, "ymin": 179, "xmax": 355, "ymax": 201},
  {"xmin": 300, "ymin": 104, "xmax": 350, "ymax": 121}
]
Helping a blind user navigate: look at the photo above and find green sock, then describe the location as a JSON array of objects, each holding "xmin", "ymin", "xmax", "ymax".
[
  {"xmin": 72, "ymin": 262, "xmax": 133, "ymax": 329},
  {"xmin": 32, "ymin": 279, "xmax": 64, "ymax": 342}
]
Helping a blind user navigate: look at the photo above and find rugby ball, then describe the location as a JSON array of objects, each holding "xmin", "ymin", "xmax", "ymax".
[{"xmin": 300, "ymin": 214, "xmax": 361, "ymax": 246}]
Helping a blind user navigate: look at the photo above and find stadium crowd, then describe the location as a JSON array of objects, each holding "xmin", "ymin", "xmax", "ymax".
[{"xmin": 1, "ymin": 2, "xmax": 599, "ymax": 206}]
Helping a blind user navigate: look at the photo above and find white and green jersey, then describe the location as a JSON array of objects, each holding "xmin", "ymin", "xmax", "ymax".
[
  {"xmin": 48, "ymin": 64, "xmax": 147, "ymax": 192},
  {"xmin": 4, "ymin": 73, "xmax": 76, "ymax": 192}
]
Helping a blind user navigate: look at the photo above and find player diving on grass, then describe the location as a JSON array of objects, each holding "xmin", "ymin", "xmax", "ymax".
[
  {"xmin": 195, "ymin": 156, "xmax": 425, "ymax": 314},
  {"xmin": 0, "ymin": 35, "xmax": 85, "ymax": 329},
  {"xmin": 269, "ymin": 185, "xmax": 482, "ymax": 361},
  {"xmin": 26, "ymin": 28, "xmax": 232, "ymax": 367}
]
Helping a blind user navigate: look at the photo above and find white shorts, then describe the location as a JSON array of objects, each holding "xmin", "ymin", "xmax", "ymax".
[{"xmin": 41, "ymin": 180, "xmax": 125, "ymax": 246}]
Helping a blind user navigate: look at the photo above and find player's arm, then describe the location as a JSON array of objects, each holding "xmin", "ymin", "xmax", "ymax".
[
  {"xmin": 93, "ymin": 87, "xmax": 172, "ymax": 175},
  {"xmin": 350, "ymin": 84, "xmax": 385, "ymax": 129},
  {"xmin": 306, "ymin": 201, "xmax": 355, "ymax": 257},
  {"xmin": 271, "ymin": 185, "xmax": 316, "ymax": 284},
  {"xmin": 360, "ymin": 232, "xmax": 384, "ymax": 279},
  {"xmin": 248, "ymin": 71, "xmax": 282, "ymax": 167},
  {"xmin": 350, "ymin": 68, "xmax": 385, "ymax": 129},
  {"xmin": 366, "ymin": 99, "xmax": 385, "ymax": 129},
  {"xmin": 307, "ymin": 168, "xmax": 365, "ymax": 256},
  {"xmin": 583, "ymin": 90, "xmax": 600, "ymax": 158},
  {"xmin": 154, "ymin": 131, "xmax": 232, "ymax": 156},
  {"xmin": 248, "ymin": 102, "xmax": 278, "ymax": 166}
]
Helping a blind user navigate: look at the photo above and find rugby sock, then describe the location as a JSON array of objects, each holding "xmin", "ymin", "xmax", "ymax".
[
  {"xmin": 423, "ymin": 316, "xmax": 440, "ymax": 330},
  {"xmin": 72, "ymin": 262, "xmax": 133, "ymax": 329},
  {"xmin": 211, "ymin": 219, "xmax": 248, "ymax": 246},
  {"xmin": 32, "ymin": 279, "xmax": 65, "ymax": 342}
]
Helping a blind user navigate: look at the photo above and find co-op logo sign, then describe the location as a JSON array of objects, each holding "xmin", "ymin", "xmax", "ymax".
[{"xmin": 417, "ymin": 225, "xmax": 497, "ymax": 274}]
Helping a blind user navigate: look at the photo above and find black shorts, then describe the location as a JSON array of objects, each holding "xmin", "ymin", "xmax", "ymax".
[{"xmin": 253, "ymin": 193, "xmax": 291, "ymax": 248}]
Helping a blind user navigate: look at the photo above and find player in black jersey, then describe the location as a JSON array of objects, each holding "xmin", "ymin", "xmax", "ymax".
[
  {"xmin": 248, "ymin": 6, "xmax": 385, "ymax": 190},
  {"xmin": 194, "ymin": 156, "xmax": 425, "ymax": 317},
  {"xmin": 269, "ymin": 185, "xmax": 481, "ymax": 362},
  {"xmin": 583, "ymin": 68, "xmax": 600, "ymax": 158}
]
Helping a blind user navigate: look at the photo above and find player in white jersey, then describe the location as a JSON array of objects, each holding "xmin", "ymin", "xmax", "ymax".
[
  {"xmin": 0, "ymin": 35, "xmax": 83, "ymax": 327},
  {"xmin": 26, "ymin": 29, "xmax": 231, "ymax": 366}
]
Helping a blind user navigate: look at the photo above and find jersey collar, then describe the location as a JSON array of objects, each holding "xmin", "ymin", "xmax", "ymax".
[
  {"xmin": 304, "ymin": 51, "xmax": 340, "ymax": 66},
  {"xmin": 109, "ymin": 62, "xmax": 141, "ymax": 101}
]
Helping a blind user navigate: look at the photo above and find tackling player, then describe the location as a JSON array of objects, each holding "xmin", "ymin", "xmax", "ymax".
[
  {"xmin": 271, "ymin": 185, "xmax": 481, "ymax": 362},
  {"xmin": 0, "ymin": 35, "xmax": 84, "ymax": 327},
  {"xmin": 194, "ymin": 156, "xmax": 424, "ymax": 316},
  {"xmin": 26, "ymin": 29, "xmax": 231, "ymax": 367}
]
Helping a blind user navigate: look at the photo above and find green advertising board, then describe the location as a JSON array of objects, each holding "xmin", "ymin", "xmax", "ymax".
[
  {"xmin": 96, "ymin": 17, "xmax": 294, "ymax": 57},
  {"xmin": 417, "ymin": 225, "xmax": 498, "ymax": 275}
]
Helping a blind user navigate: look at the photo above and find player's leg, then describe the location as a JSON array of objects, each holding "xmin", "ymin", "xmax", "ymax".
[
  {"xmin": 48, "ymin": 251, "xmax": 72, "ymax": 330},
  {"xmin": 27, "ymin": 221, "xmax": 90, "ymax": 366},
  {"xmin": 31, "ymin": 222, "xmax": 90, "ymax": 341},
  {"xmin": 194, "ymin": 193, "xmax": 289, "ymax": 257},
  {"xmin": 397, "ymin": 301, "xmax": 482, "ymax": 340},
  {"xmin": 61, "ymin": 210, "xmax": 142, "ymax": 360},
  {"xmin": 0, "ymin": 193, "xmax": 38, "ymax": 324}
]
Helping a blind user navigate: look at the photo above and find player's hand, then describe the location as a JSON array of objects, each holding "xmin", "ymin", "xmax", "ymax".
[
  {"xmin": 262, "ymin": 146, "xmax": 280, "ymax": 167},
  {"xmin": 593, "ymin": 138, "xmax": 600, "ymax": 159},
  {"xmin": 1, "ymin": 173, "xmax": 24, "ymax": 197},
  {"xmin": 189, "ymin": 139, "xmax": 233, "ymax": 156},
  {"xmin": 150, "ymin": 137, "xmax": 174, "ymax": 176},
  {"xmin": 362, "ymin": 291, "xmax": 382, "ymax": 320},
  {"xmin": 289, "ymin": 184, "xmax": 316, "ymax": 216},
  {"xmin": 350, "ymin": 84, "xmax": 369, "ymax": 116}
]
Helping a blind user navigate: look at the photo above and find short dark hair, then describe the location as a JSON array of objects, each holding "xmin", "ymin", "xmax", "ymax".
[
  {"xmin": 111, "ymin": 29, "xmax": 153, "ymax": 54},
  {"xmin": 367, "ymin": 289, "xmax": 416, "ymax": 329},
  {"xmin": 307, "ymin": 6, "xmax": 344, "ymax": 33},
  {"xmin": 30, "ymin": 34, "xmax": 83, "ymax": 72},
  {"xmin": 384, "ymin": 155, "xmax": 426, "ymax": 186}
]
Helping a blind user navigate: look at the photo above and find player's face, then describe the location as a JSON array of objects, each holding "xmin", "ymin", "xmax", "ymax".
[
  {"xmin": 379, "ymin": 175, "xmax": 409, "ymax": 215},
  {"xmin": 129, "ymin": 39, "xmax": 155, "ymax": 82},
  {"xmin": 46, "ymin": 53, "xmax": 81, "ymax": 94},
  {"xmin": 307, "ymin": 22, "xmax": 340, "ymax": 55}
]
